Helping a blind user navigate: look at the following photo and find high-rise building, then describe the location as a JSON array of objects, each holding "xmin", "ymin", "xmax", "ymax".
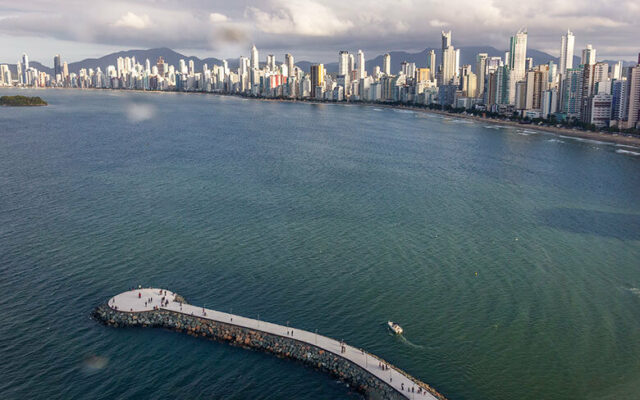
[
  {"xmin": 156, "ymin": 57, "xmax": 166, "ymax": 77},
  {"xmin": 441, "ymin": 31, "xmax": 451, "ymax": 50},
  {"xmin": 20, "ymin": 53, "xmax": 29, "ymax": 84},
  {"xmin": 509, "ymin": 29, "xmax": 528, "ymax": 83},
  {"xmin": 54, "ymin": 54, "xmax": 62, "ymax": 81},
  {"xmin": 0, "ymin": 64, "xmax": 9, "ymax": 85},
  {"xmin": 583, "ymin": 93, "xmax": 613, "ymax": 128},
  {"xmin": 611, "ymin": 79, "xmax": 629, "ymax": 122},
  {"xmin": 357, "ymin": 50, "xmax": 366, "ymax": 79},
  {"xmin": 416, "ymin": 68, "xmax": 430, "ymax": 82},
  {"xmin": 266, "ymin": 54, "xmax": 276, "ymax": 71},
  {"xmin": 427, "ymin": 50, "xmax": 436, "ymax": 81},
  {"xmin": 383, "ymin": 53, "xmax": 391, "ymax": 75},
  {"xmin": 525, "ymin": 57, "xmax": 534, "ymax": 72},
  {"xmin": 627, "ymin": 64, "xmax": 640, "ymax": 129},
  {"xmin": 581, "ymin": 45, "xmax": 596, "ymax": 66},
  {"xmin": 285, "ymin": 53, "xmax": 294, "ymax": 77},
  {"xmin": 461, "ymin": 69, "xmax": 477, "ymax": 98},
  {"xmin": 612, "ymin": 61, "xmax": 623, "ymax": 80},
  {"xmin": 338, "ymin": 51, "xmax": 349, "ymax": 76},
  {"xmin": 310, "ymin": 64, "xmax": 324, "ymax": 98},
  {"xmin": 250, "ymin": 45, "xmax": 259, "ymax": 69},
  {"xmin": 562, "ymin": 67, "xmax": 583, "ymax": 117},
  {"xmin": 476, "ymin": 53, "xmax": 488, "ymax": 99},
  {"xmin": 525, "ymin": 70, "xmax": 545, "ymax": 110},
  {"xmin": 559, "ymin": 30, "xmax": 575, "ymax": 76},
  {"xmin": 440, "ymin": 31, "xmax": 457, "ymax": 85}
]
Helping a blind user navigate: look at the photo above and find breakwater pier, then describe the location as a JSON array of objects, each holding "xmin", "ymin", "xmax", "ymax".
[{"xmin": 93, "ymin": 288, "xmax": 447, "ymax": 400}]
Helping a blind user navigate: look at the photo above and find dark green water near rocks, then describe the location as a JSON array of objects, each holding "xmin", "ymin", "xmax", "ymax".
[{"xmin": 1, "ymin": 88, "xmax": 639, "ymax": 400}]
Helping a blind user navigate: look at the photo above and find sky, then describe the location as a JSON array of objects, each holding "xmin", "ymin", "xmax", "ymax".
[{"xmin": 0, "ymin": 0, "xmax": 638, "ymax": 66}]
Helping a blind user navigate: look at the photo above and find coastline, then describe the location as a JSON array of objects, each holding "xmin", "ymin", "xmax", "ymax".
[{"xmin": 5, "ymin": 86, "xmax": 640, "ymax": 148}]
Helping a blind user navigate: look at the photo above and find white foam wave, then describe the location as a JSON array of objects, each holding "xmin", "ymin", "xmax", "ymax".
[
  {"xmin": 616, "ymin": 143, "xmax": 640, "ymax": 150},
  {"xmin": 393, "ymin": 109, "xmax": 415, "ymax": 114},
  {"xmin": 616, "ymin": 149, "xmax": 640, "ymax": 156},
  {"xmin": 558, "ymin": 135, "xmax": 610, "ymax": 146}
]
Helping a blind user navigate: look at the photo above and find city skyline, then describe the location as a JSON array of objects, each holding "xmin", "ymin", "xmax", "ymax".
[
  {"xmin": 1, "ymin": 0, "xmax": 639, "ymax": 63},
  {"xmin": 3, "ymin": 25, "xmax": 639, "ymax": 133}
]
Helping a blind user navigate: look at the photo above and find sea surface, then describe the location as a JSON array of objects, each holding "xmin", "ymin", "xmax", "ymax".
[{"xmin": 1, "ymin": 88, "xmax": 640, "ymax": 400}]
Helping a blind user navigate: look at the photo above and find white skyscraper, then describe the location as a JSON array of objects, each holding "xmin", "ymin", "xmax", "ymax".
[
  {"xmin": 266, "ymin": 54, "xmax": 276, "ymax": 71},
  {"xmin": 559, "ymin": 29, "xmax": 575, "ymax": 76},
  {"xmin": 357, "ymin": 50, "xmax": 366, "ymax": 79},
  {"xmin": 383, "ymin": 53, "xmax": 391, "ymax": 75},
  {"xmin": 250, "ymin": 45, "xmax": 259, "ymax": 69},
  {"xmin": 188, "ymin": 59, "xmax": 195, "ymax": 76},
  {"xmin": 285, "ymin": 53, "xmax": 294, "ymax": 77},
  {"xmin": 509, "ymin": 29, "xmax": 528, "ymax": 82},
  {"xmin": 440, "ymin": 31, "xmax": 456, "ymax": 85},
  {"xmin": 582, "ymin": 45, "xmax": 596, "ymax": 66},
  {"xmin": 427, "ymin": 50, "xmax": 436, "ymax": 81},
  {"xmin": 338, "ymin": 51, "xmax": 349, "ymax": 76},
  {"xmin": 612, "ymin": 61, "xmax": 623, "ymax": 80}
]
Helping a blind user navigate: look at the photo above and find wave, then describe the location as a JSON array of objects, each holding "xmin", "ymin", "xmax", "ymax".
[
  {"xmin": 392, "ymin": 109, "xmax": 415, "ymax": 114},
  {"xmin": 547, "ymin": 138, "xmax": 565, "ymax": 144},
  {"xmin": 615, "ymin": 143, "xmax": 640, "ymax": 150},
  {"xmin": 558, "ymin": 135, "xmax": 610, "ymax": 146},
  {"xmin": 615, "ymin": 149, "xmax": 640, "ymax": 156}
]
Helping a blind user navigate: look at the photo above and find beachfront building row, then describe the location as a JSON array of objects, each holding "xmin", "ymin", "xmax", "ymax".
[{"xmin": 2, "ymin": 31, "xmax": 640, "ymax": 131}]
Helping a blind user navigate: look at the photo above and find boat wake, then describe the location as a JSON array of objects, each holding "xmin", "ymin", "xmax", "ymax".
[{"xmin": 395, "ymin": 334, "xmax": 425, "ymax": 349}]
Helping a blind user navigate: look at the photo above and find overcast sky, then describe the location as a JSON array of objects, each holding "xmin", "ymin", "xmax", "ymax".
[{"xmin": 0, "ymin": 0, "xmax": 638, "ymax": 66}]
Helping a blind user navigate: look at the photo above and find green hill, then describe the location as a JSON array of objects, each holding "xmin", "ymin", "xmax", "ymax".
[{"xmin": 0, "ymin": 95, "xmax": 48, "ymax": 106}]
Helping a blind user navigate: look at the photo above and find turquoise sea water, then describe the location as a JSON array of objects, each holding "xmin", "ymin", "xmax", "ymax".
[{"xmin": 1, "ymin": 88, "xmax": 640, "ymax": 400}]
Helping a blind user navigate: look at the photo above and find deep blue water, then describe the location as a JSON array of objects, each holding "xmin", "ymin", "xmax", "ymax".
[{"xmin": 1, "ymin": 88, "xmax": 640, "ymax": 400}]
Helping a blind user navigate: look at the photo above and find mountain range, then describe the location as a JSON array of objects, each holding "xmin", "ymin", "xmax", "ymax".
[{"xmin": 4, "ymin": 47, "xmax": 635, "ymax": 77}]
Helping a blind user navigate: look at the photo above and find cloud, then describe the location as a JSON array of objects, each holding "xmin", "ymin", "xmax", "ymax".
[
  {"xmin": 0, "ymin": 0, "xmax": 638, "ymax": 61},
  {"xmin": 209, "ymin": 12, "xmax": 228, "ymax": 23},
  {"xmin": 114, "ymin": 12, "xmax": 151, "ymax": 29},
  {"xmin": 246, "ymin": 0, "xmax": 354, "ymax": 36},
  {"xmin": 429, "ymin": 19, "xmax": 448, "ymax": 28}
]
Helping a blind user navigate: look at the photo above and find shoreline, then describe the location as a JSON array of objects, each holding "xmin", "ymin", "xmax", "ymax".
[{"xmin": 5, "ymin": 86, "xmax": 640, "ymax": 148}]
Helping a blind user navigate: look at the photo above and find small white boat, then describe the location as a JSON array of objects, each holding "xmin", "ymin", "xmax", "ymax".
[{"xmin": 388, "ymin": 321, "xmax": 403, "ymax": 334}]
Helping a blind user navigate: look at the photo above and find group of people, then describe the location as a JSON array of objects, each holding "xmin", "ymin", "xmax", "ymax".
[
  {"xmin": 399, "ymin": 381, "xmax": 428, "ymax": 396},
  {"xmin": 378, "ymin": 362, "xmax": 389, "ymax": 370},
  {"xmin": 286, "ymin": 330, "xmax": 294, "ymax": 337}
]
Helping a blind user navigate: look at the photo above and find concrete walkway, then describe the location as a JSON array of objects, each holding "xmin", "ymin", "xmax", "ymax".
[{"xmin": 110, "ymin": 288, "xmax": 437, "ymax": 400}]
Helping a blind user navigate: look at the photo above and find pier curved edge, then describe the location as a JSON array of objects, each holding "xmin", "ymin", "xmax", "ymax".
[{"xmin": 92, "ymin": 289, "xmax": 448, "ymax": 400}]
